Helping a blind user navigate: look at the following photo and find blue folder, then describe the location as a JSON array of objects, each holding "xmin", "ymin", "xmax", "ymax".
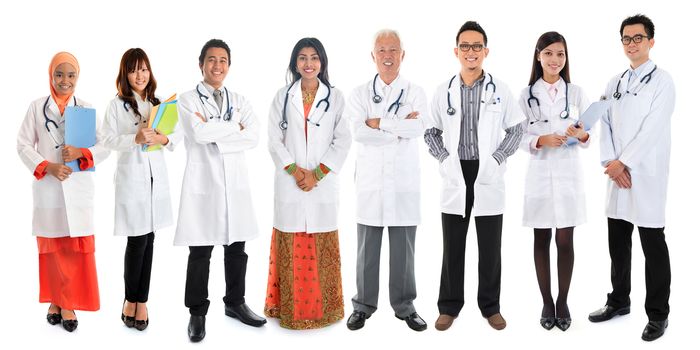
[
  {"xmin": 566, "ymin": 99, "xmax": 612, "ymax": 145},
  {"xmin": 64, "ymin": 106, "xmax": 96, "ymax": 172}
]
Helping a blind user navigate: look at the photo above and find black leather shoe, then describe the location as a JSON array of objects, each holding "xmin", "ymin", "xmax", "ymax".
[
  {"xmin": 224, "ymin": 303, "xmax": 267, "ymax": 327},
  {"xmin": 346, "ymin": 310, "xmax": 370, "ymax": 330},
  {"xmin": 555, "ymin": 317, "xmax": 572, "ymax": 331},
  {"xmin": 47, "ymin": 312, "xmax": 62, "ymax": 325},
  {"xmin": 540, "ymin": 316, "xmax": 555, "ymax": 330},
  {"xmin": 588, "ymin": 304, "xmax": 630, "ymax": 322},
  {"xmin": 135, "ymin": 318, "xmax": 149, "ymax": 331},
  {"xmin": 121, "ymin": 313, "xmax": 135, "ymax": 328},
  {"xmin": 396, "ymin": 312, "xmax": 427, "ymax": 332},
  {"xmin": 642, "ymin": 319, "xmax": 668, "ymax": 341},
  {"xmin": 62, "ymin": 319, "xmax": 78, "ymax": 332},
  {"xmin": 188, "ymin": 315, "xmax": 206, "ymax": 342}
]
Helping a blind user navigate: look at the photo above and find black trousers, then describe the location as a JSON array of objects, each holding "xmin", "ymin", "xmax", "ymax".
[
  {"xmin": 185, "ymin": 241, "xmax": 247, "ymax": 316},
  {"xmin": 606, "ymin": 218, "xmax": 671, "ymax": 321},
  {"xmin": 124, "ymin": 232, "xmax": 155, "ymax": 303},
  {"xmin": 438, "ymin": 160, "xmax": 503, "ymax": 318}
]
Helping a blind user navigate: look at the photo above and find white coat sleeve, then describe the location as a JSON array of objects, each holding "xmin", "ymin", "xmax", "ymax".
[
  {"xmin": 267, "ymin": 91, "xmax": 295, "ymax": 168},
  {"xmin": 599, "ymin": 83, "xmax": 617, "ymax": 166},
  {"xmin": 618, "ymin": 76, "xmax": 675, "ymax": 170},
  {"xmin": 216, "ymin": 97, "xmax": 260, "ymax": 154},
  {"xmin": 178, "ymin": 96, "xmax": 255, "ymax": 146},
  {"xmin": 319, "ymin": 90, "xmax": 351, "ymax": 172},
  {"xmin": 90, "ymin": 110, "xmax": 111, "ymax": 165},
  {"xmin": 502, "ymin": 87, "xmax": 526, "ymax": 129},
  {"xmin": 347, "ymin": 86, "xmax": 396, "ymax": 146},
  {"xmin": 16, "ymin": 102, "xmax": 44, "ymax": 173},
  {"xmin": 379, "ymin": 86, "xmax": 429, "ymax": 139},
  {"xmin": 101, "ymin": 101, "xmax": 138, "ymax": 152},
  {"xmin": 518, "ymin": 92, "xmax": 541, "ymax": 153}
]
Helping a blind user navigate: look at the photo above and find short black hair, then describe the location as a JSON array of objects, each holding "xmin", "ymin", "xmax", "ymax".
[
  {"xmin": 456, "ymin": 21, "xmax": 488, "ymax": 46},
  {"xmin": 620, "ymin": 14, "xmax": 655, "ymax": 39},
  {"xmin": 199, "ymin": 39, "xmax": 231, "ymax": 67}
]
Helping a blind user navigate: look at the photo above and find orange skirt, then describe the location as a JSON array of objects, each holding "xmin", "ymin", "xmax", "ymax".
[
  {"xmin": 37, "ymin": 236, "xmax": 100, "ymax": 311},
  {"xmin": 264, "ymin": 228, "xmax": 343, "ymax": 329}
]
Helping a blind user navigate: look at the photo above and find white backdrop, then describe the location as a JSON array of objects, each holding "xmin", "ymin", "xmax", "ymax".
[{"xmin": 0, "ymin": 0, "xmax": 695, "ymax": 348}]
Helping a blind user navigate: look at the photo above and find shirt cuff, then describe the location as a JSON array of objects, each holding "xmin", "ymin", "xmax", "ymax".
[
  {"xmin": 34, "ymin": 160, "xmax": 49, "ymax": 180},
  {"xmin": 437, "ymin": 150, "xmax": 449, "ymax": 163},
  {"xmin": 492, "ymin": 151, "xmax": 505, "ymax": 165},
  {"xmin": 284, "ymin": 163, "xmax": 297, "ymax": 175},
  {"xmin": 78, "ymin": 148, "xmax": 94, "ymax": 171}
]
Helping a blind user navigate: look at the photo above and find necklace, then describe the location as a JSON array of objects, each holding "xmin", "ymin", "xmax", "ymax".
[{"xmin": 302, "ymin": 87, "xmax": 317, "ymax": 105}]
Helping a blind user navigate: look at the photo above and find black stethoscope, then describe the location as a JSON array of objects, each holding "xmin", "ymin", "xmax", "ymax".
[
  {"xmin": 122, "ymin": 99, "xmax": 149, "ymax": 126},
  {"xmin": 280, "ymin": 81, "xmax": 331, "ymax": 130},
  {"xmin": 613, "ymin": 65, "xmax": 657, "ymax": 100},
  {"xmin": 196, "ymin": 84, "xmax": 233, "ymax": 121},
  {"xmin": 371, "ymin": 74, "xmax": 404, "ymax": 115},
  {"xmin": 527, "ymin": 81, "xmax": 570, "ymax": 125},
  {"xmin": 446, "ymin": 73, "xmax": 496, "ymax": 116},
  {"xmin": 43, "ymin": 95, "xmax": 77, "ymax": 148}
]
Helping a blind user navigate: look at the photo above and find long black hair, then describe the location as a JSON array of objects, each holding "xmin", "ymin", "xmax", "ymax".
[
  {"xmin": 528, "ymin": 31, "xmax": 571, "ymax": 86},
  {"xmin": 287, "ymin": 37, "xmax": 331, "ymax": 87}
]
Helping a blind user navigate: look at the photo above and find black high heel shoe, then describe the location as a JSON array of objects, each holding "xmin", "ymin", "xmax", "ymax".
[
  {"xmin": 555, "ymin": 317, "xmax": 572, "ymax": 331},
  {"xmin": 47, "ymin": 308, "xmax": 62, "ymax": 325},
  {"xmin": 540, "ymin": 316, "xmax": 556, "ymax": 330},
  {"xmin": 61, "ymin": 311, "xmax": 78, "ymax": 332},
  {"xmin": 122, "ymin": 300, "xmax": 135, "ymax": 328},
  {"xmin": 134, "ymin": 303, "xmax": 149, "ymax": 331}
]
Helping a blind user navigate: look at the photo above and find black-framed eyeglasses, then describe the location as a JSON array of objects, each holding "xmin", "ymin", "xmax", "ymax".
[
  {"xmin": 621, "ymin": 34, "xmax": 649, "ymax": 45},
  {"xmin": 458, "ymin": 43, "xmax": 484, "ymax": 52}
]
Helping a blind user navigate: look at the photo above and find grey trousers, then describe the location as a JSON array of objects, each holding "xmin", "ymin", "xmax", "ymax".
[{"xmin": 351, "ymin": 224, "xmax": 417, "ymax": 318}]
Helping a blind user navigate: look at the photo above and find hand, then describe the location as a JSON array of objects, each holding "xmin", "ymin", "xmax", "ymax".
[
  {"xmin": 292, "ymin": 166, "xmax": 306, "ymax": 183},
  {"xmin": 296, "ymin": 168, "xmax": 317, "ymax": 192},
  {"xmin": 536, "ymin": 134, "xmax": 567, "ymax": 148},
  {"xmin": 61, "ymin": 145, "xmax": 82, "ymax": 162},
  {"xmin": 604, "ymin": 160, "xmax": 626, "ymax": 179},
  {"xmin": 405, "ymin": 111, "xmax": 419, "ymax": 119},
  {"xmin": 365, "ymin": 118, "xmax": 380, "ymax": 129},
  {"xmin": 612, "ymin": 168, "xmax": 632, "ymax": 189},
  {"xmin": 46, "ymin": 162, "xmax": 72, "ymax": 181},
  {"xmin": 194, "ymin": 112, "xmax": 207, "ymax": 123},
  {"xmin": 135, "ymin": 128, "xmax": 156, "ymax": 145},
  {"xmin": 239, "ymin": 123, "xmax": 245, "ymax": 131},
  {"xmin": 152, "ymin": 129, "xmax": 169, "ymax": 146},
  {"xmin": 565, "ymin": 122, "xmax": 588, "ymax": 141}
]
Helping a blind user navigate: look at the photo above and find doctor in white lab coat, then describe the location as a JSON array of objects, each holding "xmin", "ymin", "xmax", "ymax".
[
  {"xmin": 345, "ymin": 29, "xmax": 428, "ymax": 332},
  {"xmin": 518, "ymin": 32, "xmax": 591, "ymax": 332},
  {"xmin": 588, "ymin": 15, "xmax": 675, "ymax": 342},
  {"xmin": 101, "ymin": 48, "xmax": 181, "ymax": 330},
  {"xmin": 175, "ymin": 39, "xmax": 266, "ymax": 343},
  {"xmin": 425, "ymin": 21, "xmax": 524, "ymax": 331},
  {"xmin": 264, "ymin": 37, "xmax": 350, "ymax": 330},
  {"xmin": 16, "ymin": 52, "xmax": 109, "ymax": 332}
]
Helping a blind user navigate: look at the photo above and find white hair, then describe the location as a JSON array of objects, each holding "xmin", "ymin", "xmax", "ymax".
[{"xmin": 373, "ymin": 29, "xmax": 403, "ymax": 50}]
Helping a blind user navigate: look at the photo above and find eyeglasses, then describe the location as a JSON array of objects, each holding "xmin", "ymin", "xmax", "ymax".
[
  {"xmin": 621, "ymin": 34, "xmax": 649, "ymax": 45},
  {"xmin": 458, "ymin": 43, "xmax": 484, "ymax": 52}
]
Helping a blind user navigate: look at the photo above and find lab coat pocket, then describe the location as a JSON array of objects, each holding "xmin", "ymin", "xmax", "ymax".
[
  {"xmin": 115, "ymin": 164, "xmax": 149, "ymax": 204},
  {"xmin": 477, "ymin": 156, "xmax": 500, "ymax": 185},
  {"xmin": 524, "ymin": 159, "xmax": 550, "ymax": 199},
  {"xmin": 355, "ymin": 152, "xmax": 382, "ymax": 191}
]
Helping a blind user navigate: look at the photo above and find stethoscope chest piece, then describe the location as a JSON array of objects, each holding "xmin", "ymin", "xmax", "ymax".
[
  {"xmin": 447, "ymin": 107, "xmax": 456, "ymax": 116},
  {"xmin": 372, "ymin": 94, "xmax": 382, "ymax": 104}
]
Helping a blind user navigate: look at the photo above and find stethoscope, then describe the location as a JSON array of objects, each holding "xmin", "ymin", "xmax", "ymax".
[
  {"xmin": 446, "ymin": 73, "xmax": 496, "ymax": 116},
  {"xmin": 122, "ymin": 100, "xmax": 148, "ymax": 126},
  {"xmin": 371, "ymin": 74, "xmax": 404, "ymax": 115},
  {"xmin": 196, "ymin": 84, "xmax": 233, "ymax": 121},
  {"xmin": 526, "ymin": 81, "xmax": 570, "ymax": 125},
  {"xmin": 280, "ymin": 81, "xmax": 331, "ymax": 130},
  {"xmin": 613, "ymin": 65, "xmax": 657, "ymax": 100},
  {"xmin": 43, "ymin": 95, "xmax": 77, "ymax": 148}
]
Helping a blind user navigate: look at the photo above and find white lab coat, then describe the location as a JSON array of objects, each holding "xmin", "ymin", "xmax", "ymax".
[
  {"xmin": 348, "ymin": 75, "xmax": 428, "ymax": 227},
  {"xmin": 519, "ymin": 79, "xmax": 590, "ymax": 228},
  {"xmin": 101, "ymin": 95, "xmax": 182, "ymax": 237},
  {"xmin": 268, "ymin": 79, "xmax": 351, "ymax": 233},
  {"xmin": 428, "ymin": 72, "xmax": 525, "ymax": 217},
  {"xmin": 17, "ymin": 96, "xmax": 109, "ymax": 237},
  {"xmin": 174, "ymin": 83, "xmax": 260, "ymax": 246},
  {"xmin": 600, "ymin": 60, "xmax": 675, "ymax": 228}
]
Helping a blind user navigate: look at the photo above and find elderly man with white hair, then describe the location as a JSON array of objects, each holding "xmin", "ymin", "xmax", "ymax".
[{"xmin": 345, "ymin": 29, "xmax": 429, "ymax": 332}]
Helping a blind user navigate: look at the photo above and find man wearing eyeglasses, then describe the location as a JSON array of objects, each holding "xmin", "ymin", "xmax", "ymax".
[
  {"xmin": 424, "ymin": 20, "xmax": 524, "ymax": 331},
  {"xmin": 588, "ymin": 14, "xmax": 675, "ymax": 342}
]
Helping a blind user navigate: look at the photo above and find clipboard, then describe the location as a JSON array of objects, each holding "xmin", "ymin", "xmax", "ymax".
[
  {"xmin": 64, "ymin": 106, "xmax": 96, "ymax": 171},
  {"xmin": 566, "ymin": 99, "xmax": 612, "ymax": 145}
]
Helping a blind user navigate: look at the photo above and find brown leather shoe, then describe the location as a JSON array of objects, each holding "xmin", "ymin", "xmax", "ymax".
[
  {"xmin": 487, "ymin": 313, "xmax": 507, "ymax": 330},
  {"xmin": 435, "ymin": 314, "xmax": 456, "ymax": 331}
]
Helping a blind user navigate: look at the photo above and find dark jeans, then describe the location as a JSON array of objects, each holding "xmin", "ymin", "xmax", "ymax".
[
  {"xmin": 124, "ymin": 232, "xmax": 155, "ymax": 303},
  {"xmin": 185, "ymin": 241, "xmax": 247, "ymax": 316}
]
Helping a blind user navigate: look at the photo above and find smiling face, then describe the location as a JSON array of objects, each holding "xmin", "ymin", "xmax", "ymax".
[
  {"xmin": 127, "ymin": 60, "xmax": 150, "ymax": 98},
  {"xmin": 454, "ymin": 30, "xmax": 489, "ymax": 73},
  {"xmin": 622, "ymin": 23, "xmax": 654, "ymax": 68},
  {"xmin": 52, "ymin": 62, "xmax": 78, "ymax": 97},
  {"xmin": 372, "ymin": 34, "xmax": 403, "ymax": 83},
  {"xmin": 296, "ymin": 46, "xmax": 321, "ymax": 82},
  {"xmin": 200, "ymin": 47, "xmax": 229, "ymax": 89},
  {"xmin": 538, "ymin": 42, "xmax": 566, "ymax": 83}
]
